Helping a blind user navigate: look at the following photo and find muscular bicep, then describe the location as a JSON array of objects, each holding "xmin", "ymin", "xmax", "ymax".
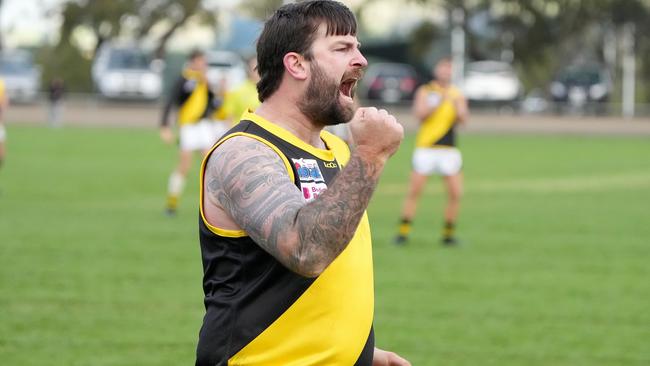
[{"xmin": 204, "ymin": 136, "xmax": 305, "ymax": 268}]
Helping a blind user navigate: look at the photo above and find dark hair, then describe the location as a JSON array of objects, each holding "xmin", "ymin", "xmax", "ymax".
[
  {"xmin": 436, "ymin": 56, "xmax": 452, "ymax": 65},
  {"xmin": 188, "ymin": 49, "xmax": 205, "ymax": 60},
  {"xmin": 256, "ymin": 0, "xmax": 357, "ymax": 102}
]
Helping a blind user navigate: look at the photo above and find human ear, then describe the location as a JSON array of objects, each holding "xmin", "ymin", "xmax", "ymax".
[{"xmin": 283, "ymin": 52, "xmax": 308, "ymax": 81}]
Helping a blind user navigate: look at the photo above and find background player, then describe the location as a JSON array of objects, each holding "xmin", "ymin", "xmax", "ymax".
[
  {"xmin": 213, "ymin": 55, "xmax": 261, "ymax": 128},
  {"xmin": 160, "ymin": 50, "xmax": 222, "ymax": 215},
  {"xmin": 394, "ymin": 57, "xmax": 469, "ymax": 246}
]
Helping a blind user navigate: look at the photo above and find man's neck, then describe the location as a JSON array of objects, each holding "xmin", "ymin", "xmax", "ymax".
[{"xmin": 255, "ymin": 95, "xmax": 326, "ymax": 149}]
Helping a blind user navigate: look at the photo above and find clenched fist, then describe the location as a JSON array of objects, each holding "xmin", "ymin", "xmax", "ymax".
[{"xmin": 349, "ymin": 107, "xmax": 404, "ymax": 163}]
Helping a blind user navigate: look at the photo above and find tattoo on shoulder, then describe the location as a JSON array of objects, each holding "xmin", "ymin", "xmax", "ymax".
[
  {"xmin": 205, "ymin": 136, "xmax": 303, "ymax": 263},
  {"xmin": 204, "ymin": 135, "xmax": 384, "ymax": 277}
]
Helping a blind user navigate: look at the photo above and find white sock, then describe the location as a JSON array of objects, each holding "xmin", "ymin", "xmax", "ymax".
[{"xmin": 168, "ymin": 171, "xmax": 185, "ymax": 196}]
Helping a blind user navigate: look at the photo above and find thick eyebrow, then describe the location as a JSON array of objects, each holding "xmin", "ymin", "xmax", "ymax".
[{"xmin": 332, "ymin": 40, "xmax": 361, "ymax": 49}]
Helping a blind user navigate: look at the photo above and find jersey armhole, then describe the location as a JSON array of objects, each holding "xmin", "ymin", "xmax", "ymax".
[{"xmin": 199, "ymin": 132, "xmax": 296, "ymax": 238}]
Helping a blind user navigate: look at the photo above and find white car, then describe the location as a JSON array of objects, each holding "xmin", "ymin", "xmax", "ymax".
[
  {"xmin": 462, "ymin": 61, "xmax": 522, "ymax": 104},
  {"xmin": 0, "ymin": 50, "xmax": 41, "ymax": 103},
  {"xmin": 205, "ymin": 50, "xmax": 247, "ymax": 92},
  {"xmin": 92, "ymin": 44, "xmax": 163, "ymax": 100}
]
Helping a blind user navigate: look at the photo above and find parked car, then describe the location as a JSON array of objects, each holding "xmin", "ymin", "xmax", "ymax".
[
  {"xmin": 91, "ymin": 44, "xmax": 163, "ymax": 100},
  {"xmin": 462, "ymin": 60, "xmax": 522, "ymax": 106},
  {"xmin": 0, "ymin": 50, "xmax": 41, "ymax": 103},
  {"xmin": 205, "ymin": 50, "xmax": 247, "ymax": 92},
  {"xmin": 521, "ymin": 88, "xmax": 549, "ymax": 114},
  {"xmin": 549, "ymin": 65, "xmax": 611, "ymax": 107},
  {"xmin": 358, "ymin": 62, "xmax": 419, "ymax": 104}
]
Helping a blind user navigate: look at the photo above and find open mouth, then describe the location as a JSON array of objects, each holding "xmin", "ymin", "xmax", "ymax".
[{"xmin": 339, "ymin": 78, "xmax": 358, "ymax": 99}]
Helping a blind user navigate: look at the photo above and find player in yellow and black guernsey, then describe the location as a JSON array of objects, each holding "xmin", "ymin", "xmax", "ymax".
[
  {"xmin": 196, "ymin": 1, "xmax": 410, "ymax": 365},
  {"xmin": 394, "ymin": 57, "xmax": 469, "ymax": 246},
  {"xmin": 160, "ymin": 50, "xmax": 222, "ymax": 215}
]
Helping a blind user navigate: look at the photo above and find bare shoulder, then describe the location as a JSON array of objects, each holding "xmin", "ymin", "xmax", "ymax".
[
  {"xmin": 204, "ymin": 135, "xmax": 295, "ymax": 204},
  {"xmin": 416, "ymin": 84, "xmax": 429, "ymax": 95},
  {"xmin": 203, "ymin": 135, "xmax": 305, "ymax": 263}
]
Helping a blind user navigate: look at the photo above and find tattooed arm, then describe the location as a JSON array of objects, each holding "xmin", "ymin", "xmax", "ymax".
[
  {"xmin": 205, "ymin": 136, "xmax": 380, "ymax": 277},
  {"xmin": 204, "ymin": 107, "xmax": 403, "ymax": 277}
]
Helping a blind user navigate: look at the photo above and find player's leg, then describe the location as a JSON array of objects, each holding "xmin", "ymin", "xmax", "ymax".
[
  {"xmin": 394, "ymin": 148, "xmax": 434, "ymax": 244},
  {"xmin": 394, "ymin": 171, "xmax": 428, "ymax": 244},
  {"xmin": 440, "ymin": 149, "xmax": 463, "ymax": 245},
  {"xmin": 165, "ymin": 124, "xmax": 197, "ymax": 215},
  {"xmin": 442, "ymin": 172, "xmax": 463, "ymax": 244},
  {"xmin": 166, "ymin": 149, "xmax": 192, "ymax": 215}
]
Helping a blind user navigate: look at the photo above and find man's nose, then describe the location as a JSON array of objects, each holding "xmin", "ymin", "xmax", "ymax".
[{"xmin": 351, "ymin": 49, "xmax": 368, "ymax": 68}]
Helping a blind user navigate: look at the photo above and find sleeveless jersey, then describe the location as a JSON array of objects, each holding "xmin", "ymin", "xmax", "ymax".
[
  {"xmin": 161, "ymin": 68, "xmax": 218, "ymax": 127},
  {"xmin": 415, "ymin": 82, "xmax": 463, "ymax": 148},
  {"xmin": 196, "ymin": 110, "xmax": 375, "ymax": 366},
  {"xmin": 213, "ymin": 79, "xmax": 261, "ymax": 126}
]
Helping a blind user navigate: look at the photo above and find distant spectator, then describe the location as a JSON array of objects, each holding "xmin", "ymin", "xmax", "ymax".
[{"xmin": 48, "ymin": 78, "xmax": 65, "ymax": 127}]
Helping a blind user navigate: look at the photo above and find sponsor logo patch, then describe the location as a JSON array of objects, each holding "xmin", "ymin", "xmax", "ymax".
[{"xmin": 292, "ymin": 158, "xmax": 328, "ymax": 202}]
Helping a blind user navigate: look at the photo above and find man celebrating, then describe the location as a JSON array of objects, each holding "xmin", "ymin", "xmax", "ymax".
[{"xmin": 196, "ymin": 1, "xmax": 410, "ymax": 365}]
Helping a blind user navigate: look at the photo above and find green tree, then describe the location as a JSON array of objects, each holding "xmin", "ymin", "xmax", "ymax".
[
  {"xmin": 408, "ymin": 0, "xmax": 650, "ymax": 100},
  {"xmin": 238, "ymin": 0, "xmax": 284, "ymax": 20},
  {"xmin": 58, "ymin": 0, "xmax": 216, "ymax": 58},
  {"xmin": 46, "ymin": 0, "xmax": 217, "ymax": 92}
]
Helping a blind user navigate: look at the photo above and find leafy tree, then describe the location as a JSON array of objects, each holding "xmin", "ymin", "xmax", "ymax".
[
  {"xmin": 407, "ymin": 0, "xmax": 650, "ymax": 100},
  {"xmin": 58, "ymin": 0, "xmax": 216, "ymax": 59},
  {"xmin": 45, "ymin": 0, "xmax": 217, "ymax": 92},
  {"xmin": 237, "ymin": 0, "xmax": 285, "ymax": 20}
]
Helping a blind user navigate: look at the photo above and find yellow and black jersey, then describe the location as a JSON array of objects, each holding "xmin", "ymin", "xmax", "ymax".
[
  {"xmin": 213, "ymin": 79, "xmax": 261, "ymax": 126},
  {"xmin": 196, "ymin": 111, "xmax": 375, "ymax": 366},
  {"xmin": 161, "ymin": 69, "xmax": 221, "ymax": 127},
  {"xmin": 415, "ymin": 82, "xmax": 463, "ymax": 148}
]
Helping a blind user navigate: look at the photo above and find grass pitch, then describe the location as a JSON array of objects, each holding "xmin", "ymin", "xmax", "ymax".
[{"xmin": 1, "ymin": 125, "xmax": 649, "ymax": 365}]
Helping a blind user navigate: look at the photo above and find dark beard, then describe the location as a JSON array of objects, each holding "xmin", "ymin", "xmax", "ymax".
[{"xmin": 298, "ymin": 61, "xmax": 355, "ymax": 127}]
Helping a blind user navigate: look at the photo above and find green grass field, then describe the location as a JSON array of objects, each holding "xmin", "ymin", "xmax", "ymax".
[{"xmin": 1, "ymin": 125, "xmax": 649, "ymax": 365}]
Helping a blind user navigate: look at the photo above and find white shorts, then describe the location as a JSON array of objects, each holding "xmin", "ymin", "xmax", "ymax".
[
  {"xmin": 412, "ymin": 147, "xmax": 462, "ymax": 176},
  {"xmin": 179, "ymin": 120, "xmax": 228, "ymax": 151},
  {"xmin": 0, "ymin": 124, "xmax": 6, "ymax": 142}
]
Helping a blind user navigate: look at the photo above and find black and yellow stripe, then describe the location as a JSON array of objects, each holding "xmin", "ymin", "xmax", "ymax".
[
  {"xmin": 161, "ymin": 69, "xmax": 218, "ymax": 127},
  {"xmin": 415, "ymin": 82, "xmax": 463, "ymax": 148},
  {"xmin": 197, "ymin": 111, "xmax": 374, "ymax": 365}
]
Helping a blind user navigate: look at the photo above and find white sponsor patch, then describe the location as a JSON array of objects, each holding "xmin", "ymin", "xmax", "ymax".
[{"xmin": 292, "ymin": 158, "xmax": 328, "ymax": 202}]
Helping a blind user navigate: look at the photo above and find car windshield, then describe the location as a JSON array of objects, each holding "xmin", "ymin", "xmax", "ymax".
[
  {"xmin": 560, "ymin": 69, "xmax": 601, "ymax": 85},
  {"xmin": 208, "ymin": 61, "xmax": 234, "ymax": 68},
  {"xmin": 375, "ymin": 65, "xmax": 414, "ymax": 78},
  {"xmin": 108, "ymin": 49, "xmax": 149, "ymax": 69},
  {"xmin": 0, "ymin": 53, "xmax": 34, "ymax": 74}
]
